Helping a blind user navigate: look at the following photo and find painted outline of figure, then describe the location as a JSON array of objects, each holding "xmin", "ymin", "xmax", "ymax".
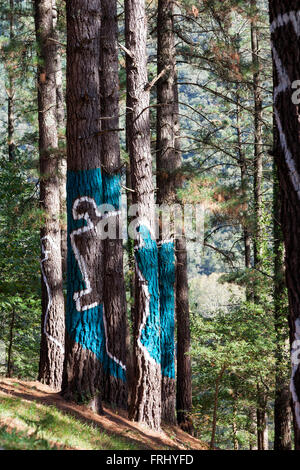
[
  {"xmin": 70, "ymin": 196, "xmax": 126, "ymax": 371},
  {"xmin": 40, "ymin": 236, "xmax": 64, "ymax": 353}
]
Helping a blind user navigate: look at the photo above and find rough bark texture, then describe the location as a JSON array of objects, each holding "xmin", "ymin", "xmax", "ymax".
[
  {"xmin": 249, "ymin": 407, "xmax": 258, "ymax": 450},
  {"xmin": 256, "ymin": 394, "xmax": 269, "ymax": 450},
  {"xmin": 7, "ymin": 0, "xmax": 15, "ymax": 161},
  {"xmin": 269, "ymin": 0, "xmax": 300, "ymax": 450},
  {"xmin": 173, "ymin": 67, "xmax": 193, "ymax": 435},
  {"xmin": 251, "ymin": 3, "xmax": 269, "ymax": 449},
  {"xmin": 125, "ymin": 0, "xmax": 161, "ymax": 431},
  {"xmin": 6, "ymin": 309, "xmax": 15, "ymax": 378},
  {"xmin": 157, "ymin": 0, "xmax": 181, "ymax": 204},
  {"xmin": 52, "ymin": 0, "xmax": 67, "ymax": 278},
  {"xmin": 251, "ymin": 0, "xmax": 264, "ymax": 269},
  {"xmin": 273, "ymin": 114, "xmax": 292, "ymax": 452},
  {"xmin": 156, "ymin": 0, "xmax": 178, "ymax": 425},
  {"xmin": 35, "ymin": 0, "xmax": 65, "ymax": 391},
  {"xmin": 232, "ymin": 397, "xmax": 238, "ymax": 451},
  {"xmin": 176, "ymin": 235, "xmax": 193, "ymax": 433},
  {"xmin": 126, "ymin": 164, "xmax": 135, "ymax": 404},
  {"xmin": 274, "ymin": 382, "xmax": 292, "ymax": 451},
  {"xmin": 62, "ymin": 0, "xmax": 105, "ymax": 413},
  {"xmin": 236, "ymin": 94, "xmax": 251, "ymax": 272},
  {"xmin": 100, "ymin": 0, "xmax": 127, "ymax": 408}
]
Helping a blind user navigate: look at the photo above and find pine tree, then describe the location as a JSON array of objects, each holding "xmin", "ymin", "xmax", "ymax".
[
  {"xmin": 7, "ymin": 0, "xmax": 15, "ymax": 161},
  {"xmin": 251, "ymin": 0, "xmax": 268, "ymax": 449},
  {"xmin": 52, "ymin": 0, "xmax": 67, "ymax": 277},
  {"xmin": 273, "ymin": 162, "xmax": 292, "ymax": 450},
  {"xmin": 126, "ymin": 0, "xmax": 161, "ymax": 430},
  {"xmin": 100, "ymin": 0, "xmax": 127, "ymax": 408},
  {"xmin": 173, "ymin": 34, "xmax": 193, "ymax": 438},
  {"xmin": 269, "ymin": 0, "xmax": 300, "ymax": 449},
  {"xmin": 156, "ymin": 0, "xmax": 178, "ymax": 425},
  {"xmin": 34, "ymin": 0, "xmax": 65, "ymax": 390},
  {"xmin": 62, "ymin": 0, "xmax": 104, "ymax": 412}
]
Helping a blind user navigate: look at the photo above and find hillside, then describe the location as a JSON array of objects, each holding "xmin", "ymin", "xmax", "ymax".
[{"xmin": 0, "ymin": 377, "xmax": 208, "ymax": 451}]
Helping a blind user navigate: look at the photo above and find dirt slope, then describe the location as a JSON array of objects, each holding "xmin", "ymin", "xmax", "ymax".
[{"xmin": 0, "ymin": 377, "xmax": 208, "ymax": 450}]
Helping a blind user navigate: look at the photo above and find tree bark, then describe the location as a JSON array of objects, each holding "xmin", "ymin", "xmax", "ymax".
[
  {"xmin": 274, "ymin": 381, "xmax": 292, "ymax": 450},
  {"xmin": 232, "ymin": 394, "xmax": 239, "ymax": 451},
  {"xmin": 6, "ymin": 309, "xmax": 15, "ymax": 378},
  {"xmin": 62, "ymin": 0, "xmax": 105, "ymax": 413},
  {"xmin": 210, "ymin": 364, "xmax": 226, "ymax": 450},
  {"xmin": 35, "ymin": 0, "xmax": 65, "ymax": 391},
  {"xmin": 251, "ymin": 3, "xmax": 270, "ymax": 448},
  {"xmin": 156, "ymin": 0, "xmax": 178, "ymax": 425},
  {"xmin": 126, "ymin": 0, "xmax": 161, "ymax": 431},
  {"xmin": 173, "ymin": 56, "xmax": 193, "ymax": 435},
  {"xmin": 176, "ymin": 235, "xmax": 193, "ymax": 433},
  {"xmin": 249, "ymin": 407, "xmax": 258, "ymax": 450},
  {"xmin": 236, "ymin": 93, "xmax": 251, "ymax": 272},
  {"xmin": 269, "ymin": 0, "xmax": 300, "ymax": 449},
  {"xmin": 126, "ymin": 164, "xmax": 135, "ymax": 404},
  {"xmin": 273, "ymin": 97, "xmax": 292, "ymax": 452},
  {"xmin": 251, "ymin": 0, "xmax": 263, "ymax": 268},
  {"xmin": 256, "ymin": 391, "xmax": 268, "ymax": 450},
  {"xmin": 7, "ymin": 0, "xmax": 15, "ymax": 162},
  {"xmin": 52, "ymin": 0, "xmax": 67, "ymax": 278},
  {"xmin": 100, "ymin": 0, "xmax": 127, "ymax": 408}
]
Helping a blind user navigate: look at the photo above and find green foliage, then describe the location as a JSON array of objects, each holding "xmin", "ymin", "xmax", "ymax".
[
  {"xmin": 0, "ymin": 425, "xmax": 57, "ymax": 450},
  {"xmin": 190, "ymin": 297, "xmax": 276, "ymax": 449},
  {"xmin": 0, "ymin": 393, "xmax": 141, "ymax": 450},
  {"xmin": 0, "ymin": 152, "xmax": 41, "ymax": 378}
]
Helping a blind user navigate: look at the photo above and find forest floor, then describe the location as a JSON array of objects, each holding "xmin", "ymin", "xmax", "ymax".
[{"xmin": 0, "ymin": 377, "xmax": 208, "ymax": 450}]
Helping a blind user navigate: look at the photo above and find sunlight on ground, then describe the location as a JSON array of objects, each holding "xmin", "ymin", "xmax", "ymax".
[{"xmin": 0, "ymin": 394, "xmax": 139, "ymax": 450}]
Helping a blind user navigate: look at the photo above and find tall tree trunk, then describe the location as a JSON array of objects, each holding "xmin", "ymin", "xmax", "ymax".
[
  {"xmin": 273, "ymin": 100, "xmax": 292, "ymax": 452},
  {"xmin": 256, "ymin": 392, "xmax": 268, "ymax": 450},
  {"xmin": 52, "ymin": 0, "xmax": 67, "ymax": 278},
  {"xmin": 236, "ymin": 94, "xmax": 261, "ymax": 448},
  {"xmin": 173, "ymin": 59, "xmax": 193, "ymax": 435},
  {"xmin": 100, "ymin": 0, "xmax": 127, "ymax": 408},
  {"xmin": 269, "ymin": 0, "xmax": 300, "ymax": 449},
  {"xmin": 35, "ymin": 0, "xmax": 65, "ymax": 391},
  {"xmin": 62, "ymin": 0, "xmax": 105, "ymax": 413},
  {"xmin": 210, "ymin": 364, "xmax": 226, "ymax": 450},
  {"xmin": 232, "ymin": 394, "xmax": 239, "ymax": 451},
  {"xmin": 156, "ymin": 0, "xmax": 178, "ymax": 425},
  {"xmin": 126, "ymin": 164, "xmax": 135, "ymax": 403},
  {"xmin": 251, "ymin": 3, "xmax": 269, "ymax": 449},
  {"xmin": 251, "ymin": 0, "xmax": 263, "ymax": 269},
  {"xmin": 176, "ymin": 234, "xmax": 193, "ymax": 432},
  {"xmin": 236, "ymin": 94, "xmax": 251, "ymax": 272},
  {"xmin": 249, "ymin": 408, "xmax": 258, "ymax": 450},
  {"xmin": 125, "ymin": 0, "xmax": 161, "ymax": 431},
  {"xmin": 6, "ymin": 309, "xmax": 15, "ymax": 378},
  {"xmin": 7, "ymin": 0, "xmax": 15, "ymax": 161}
]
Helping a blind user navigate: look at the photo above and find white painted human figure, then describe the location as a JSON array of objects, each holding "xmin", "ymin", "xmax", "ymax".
[
  {"xmin": 40, "ymin": 236, "xmax": 64, "ymax": 353},
  {"xmin": 70, "ymin": 196, "xmax": 126, "ymax": 371}
]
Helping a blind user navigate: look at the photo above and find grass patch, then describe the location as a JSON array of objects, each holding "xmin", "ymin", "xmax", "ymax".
[
  {"xmin": 0, "ymin": 394, "xmax": 140, "ymax": 450},
  {"xmin": 0, "ymin": 426, "xmax": 57, "ymax": 450}
]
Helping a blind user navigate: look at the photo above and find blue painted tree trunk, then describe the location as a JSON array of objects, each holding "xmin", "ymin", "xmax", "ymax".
[
  {"xmin": 159, "ymin": 242, "xmax": 176, "ymax": 378},
  {"xmin": 100, "ymin": 0, "xmax": 128, "ymax": 408},
  {"xmin": 66, "ymin": 169, "xmax": 126, "ymax": 384},
  {"xmin": 62, "ymin": 0, "xmax": 126, "ymax": 412},
  {"xmin": 159, "ymin": 241, "xmax": 176, "ymax": 423},
  {"xmin": 126, "ymin": 0, "xmax": 162, "ymax": 430}
]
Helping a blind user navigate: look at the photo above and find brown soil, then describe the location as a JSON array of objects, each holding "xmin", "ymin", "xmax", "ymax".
[{"xmin": 0, "ymin": 377, "xmax": 209, "ymax": 450}]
